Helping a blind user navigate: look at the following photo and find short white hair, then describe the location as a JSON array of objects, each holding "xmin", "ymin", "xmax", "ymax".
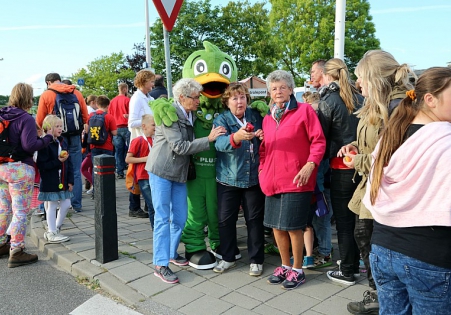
[
  {"xmin": 266, "ymin": 70, "xmax": 295, "ymax": 90},
  {"xmin": 173, "ymin": 78, "xmax": 203, "ymax": 100}
]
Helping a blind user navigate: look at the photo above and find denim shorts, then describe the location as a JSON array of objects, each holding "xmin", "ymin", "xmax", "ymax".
[{"xmin": 264, "ymin": 191, "xmax": 313, "ymax": 231}]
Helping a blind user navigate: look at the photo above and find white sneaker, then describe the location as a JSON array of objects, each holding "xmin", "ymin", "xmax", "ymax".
[
  {"xmin": 249, "ymin": 263, "xmax": 263, "ymax": 276},
  {"xmin": 44, "ymin": 231, "xmax": 70, "ymax": 244},
  {"xmin": 213, "ymin": 260, "xmax": 236, "ymax": 273},
  {"xmin": 86, "ymin": 187, "xmax": 93, "ymax": 195}
]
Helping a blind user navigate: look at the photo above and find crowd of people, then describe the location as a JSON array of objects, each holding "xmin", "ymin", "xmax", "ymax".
[{"xmin": 0, "ymin": 49, "xmax": 450, "ymax": 314}]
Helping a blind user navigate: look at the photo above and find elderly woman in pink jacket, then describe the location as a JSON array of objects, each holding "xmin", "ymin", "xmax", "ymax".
[{"xmin": 259, "ymin": 70, "xmax": 326, "ymax": 290}]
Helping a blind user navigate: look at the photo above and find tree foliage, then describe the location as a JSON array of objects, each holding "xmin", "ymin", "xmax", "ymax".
[
  {"xmin": 71, "ymin": 52, "xmax": 135, "ymax": 99},
  {"xmin": 69, "ymin": 0, "xmax": 380, "ymax": 93},
  {"xmin": 269, "ymin": 0, "xmax": 380, "ymax": 83},
  {"xmin": 148, "ymin": 0, "xmax": 272, "ymax": 82}
]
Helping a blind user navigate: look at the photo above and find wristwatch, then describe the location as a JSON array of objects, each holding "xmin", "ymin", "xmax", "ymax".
[{"xmin": 308, "ymin": 161, "xmax": 315, "ymax": 166}]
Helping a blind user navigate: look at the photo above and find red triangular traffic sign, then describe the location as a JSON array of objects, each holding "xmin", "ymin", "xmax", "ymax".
[{"xmin": 152, "ymin": 0, "xmax": 184, "ymax": 32}]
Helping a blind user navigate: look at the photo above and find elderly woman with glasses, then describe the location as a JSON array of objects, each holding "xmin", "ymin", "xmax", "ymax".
[
  {"xmin": 211, "ymin": 83, "xmax": 265, "ymax": 276},
  {"xmin": 259, "ymin": 70, "xmax": 326, "ymax": 289},
  {"xmin": 146, "ymin": 78, "xmax": 226, "ymax": 284}
]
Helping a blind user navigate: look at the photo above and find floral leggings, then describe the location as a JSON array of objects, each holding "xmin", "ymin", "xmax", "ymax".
[{"xmin": 0, "ymin": 162, "xmax": 34, "ymax": 250}]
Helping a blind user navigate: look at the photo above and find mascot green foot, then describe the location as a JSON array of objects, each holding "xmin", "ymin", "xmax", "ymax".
[{"xmin": 185, "ymin": 250, "xmax": 217, "ymax": 270}]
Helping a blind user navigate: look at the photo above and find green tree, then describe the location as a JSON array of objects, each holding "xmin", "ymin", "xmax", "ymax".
[
  {"xmin": 149, "ymin": 0, "xmax": 223, "ymax": 82},
  {"xmin": 269, "ymin": 0, "xmax": 380, "ymax": 85},
  {"xmin": 71, "ymin": 52, "xmax": 135, "ymax": 99},
  {"xmin": 220, "ymin": 1, "xmax": 274, "ymax": 79},
  {"xmin": 149, "ymin": 0, "xmax": 273, "ymax": 82}
]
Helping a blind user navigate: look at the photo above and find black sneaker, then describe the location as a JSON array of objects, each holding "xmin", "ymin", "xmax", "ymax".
[
  {"xmin": 264, "ymin": 227, "xmax": 272, "ymax": 237},
  {"xmin": 327, "ymin": 270, "xmax": 355, "ymax": 285},
  {"xmin": 347, "ymin": 290, "xmax": 379, "ymax": 315},
  {"xmin": 129, "ymin": 209, "xmax": 149, "ymax": 218},
  {"xmin": 170, "ymin": 254, "xmax": 189, "ymax": 266},
  {"xmin": 116, "ymin": 174, "xmax": 125, "ymax": 179},
  {"xmin": 210, "ymin": 246, "xmax": 241, "ymax": 260},
  {"xmin": 282, "ymin": 269, "xmax": 306, "ymax": 290},
  {"xmin": 267, "ymin": 266, "xmax": 289, "ymax": 284},
  {"xmin": 154, "ymin": 266, "xmax": 179, "ymax": 284}
]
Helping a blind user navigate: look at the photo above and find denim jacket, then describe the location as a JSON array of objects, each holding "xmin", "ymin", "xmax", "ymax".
[{"xmin": 214, "ymin": 108, "xmax": 262, "ymax": 188}]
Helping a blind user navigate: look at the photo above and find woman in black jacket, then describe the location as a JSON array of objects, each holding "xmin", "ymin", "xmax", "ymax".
[{"xmin": 317, "ymin": 58, "xmax": 364, "ymax": 286}]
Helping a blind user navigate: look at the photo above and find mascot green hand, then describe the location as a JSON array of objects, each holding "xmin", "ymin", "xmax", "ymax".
[
  {"xmin": 149, "ymin": 98, "xmax": 178, "ymax": 127},
  {"xmin": 180, "ymin": 41, "xmax": 238, "ymax": 270},
  {"xmin": 250, "ymin": 100, "xmax": 269, "ymax": 117}
]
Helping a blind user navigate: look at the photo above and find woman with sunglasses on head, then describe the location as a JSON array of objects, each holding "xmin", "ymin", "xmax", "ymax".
[{"xmin": 212, "ymin": 83, "xmax": 265, "ymax": 276}]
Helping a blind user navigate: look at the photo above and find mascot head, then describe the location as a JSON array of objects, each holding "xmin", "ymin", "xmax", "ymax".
[{"xmin": 183, "ymin": 41, "xmax": 238, "ymax": 99}]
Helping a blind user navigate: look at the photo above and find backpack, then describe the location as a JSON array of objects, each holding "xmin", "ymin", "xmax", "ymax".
[
  {"xmin": 49, "ymin": 89, "xmax": 83, "ymax": 136},
  {"xmin": 87, "ymin": 112, "xmax": 108, "ymax": 145},
  {"xmin": 0, "ymin": 116, "xmax": 30, "ymax": 163}
]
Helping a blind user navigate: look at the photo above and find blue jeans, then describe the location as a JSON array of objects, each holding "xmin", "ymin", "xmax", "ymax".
[
  {"xmin": 312, "ymin": 188, "xmax": 333, "ymax": 256},
  {"xmin": 149, "ymin": 173, "xmax": 188, "ymax": 267},
  {"xmin": 370, "ymin": 244, "xmax": 451, "ymax": 314},
  {"xmin": 138, "ymin": 179, "xmax": 155, "ymax": 229},
  {"xmin": 112, "ymin": 127, "xmax": 130, "ymax": 176},
  {"xmin": 63, "ymin": 135, "xmax": 82, "ymax": 210}
]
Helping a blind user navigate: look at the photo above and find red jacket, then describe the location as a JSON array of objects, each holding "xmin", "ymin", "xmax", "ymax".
[{"xmin": 259, "ymin": 98, "xmax": 326, "ymax": 196}]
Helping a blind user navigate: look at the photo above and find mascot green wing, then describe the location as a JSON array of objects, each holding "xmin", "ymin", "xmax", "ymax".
[
  {"xmin": 250, "ymin": 100, "xmax": 269, "ymax": 117},
  {"xmin": 149, "ymin": 98, "xmax": 178, "ymax": 127}
]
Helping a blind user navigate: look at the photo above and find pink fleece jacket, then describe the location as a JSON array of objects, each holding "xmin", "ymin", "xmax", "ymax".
[
  {"xmin": 363, "ymin": 122, "xmax": 451, "ymax": 227},
  {"xmin": 259, "ymin": 102, "xmax": 325, "ymax": 196}
]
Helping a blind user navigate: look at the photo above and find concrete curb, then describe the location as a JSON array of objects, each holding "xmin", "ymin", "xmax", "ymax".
[{"xmin": 29, "ymin": 215, "xmax": 147, "ymax": 309}]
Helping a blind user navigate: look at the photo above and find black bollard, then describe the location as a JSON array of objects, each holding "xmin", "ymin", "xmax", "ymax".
[{"xmin": 93, "ymin": 154, "xmax": 118, "ymax": 263}]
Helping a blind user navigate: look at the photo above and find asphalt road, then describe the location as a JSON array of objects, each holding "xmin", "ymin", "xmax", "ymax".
[{"xmin": 0, "ymin": 237, "xmax": 96, "ymax": 315}]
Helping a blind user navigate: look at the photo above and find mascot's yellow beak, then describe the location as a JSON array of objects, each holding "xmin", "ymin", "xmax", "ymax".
[{"xmin": 195, "ymin": 73, "xmax": 230, "ymax": 99}]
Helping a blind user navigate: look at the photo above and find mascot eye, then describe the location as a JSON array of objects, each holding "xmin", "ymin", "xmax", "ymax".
[
  {"xmin": 194, "ymin": 60, "xmax": 208, "ymax": 76},
  {"xmin": 219, "ymin": 61, "xmax": 232, "ymax": 79},
  {"xmin": 197, "ymin": 110, "xmax": 203, "ymax": 117}
]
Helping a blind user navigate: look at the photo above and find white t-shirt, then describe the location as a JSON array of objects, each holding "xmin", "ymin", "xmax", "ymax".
[{"xmin": 128, "ymin": 89, "xmax": 154, "ymax": 141}]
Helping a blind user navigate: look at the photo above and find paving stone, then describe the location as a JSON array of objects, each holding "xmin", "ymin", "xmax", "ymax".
[
  {"xmin": 210, "ymin": 267, "xmax": 259, "ymax": 290},
  {"xmin": 236, "ymin": 285, "xmax": 275, "ymax": 303},
  {"xmin": 128, "ymin": 274, "xmax": 174, "ymax": 297},
  {"xmin": 151, "ymin": 284, "xmax": 204, "ymax": 310},
  {"xmin": 265, "ymin": 289, "xmax": 320, "ymax": 314},
  {"xmin": 221, "ymin": 291, "xmax": 261, "ymax": 310},
  {"xmin": 310, "ymin": 295, "xmax": 356, "ymax": 315},
  {"xmin": 192, "ymin": 280, "xmax": 231, "ymax": 299},
  {"xmin": 108, "ymin": 260, "xmax": 153, "ymax": 283},
  {"xmin": 222, "ymin": 306, "xmax": 259, "ymax": 315},
  {"xmin": 252, "ymin": 303, "xmax": 290, "ymax": 315},
  {"xmin": 178, "ymin": 295, "xmax": 233, "ymax": 315},
  {"xmin": 95, "ymin": 272, "xmax": 146, "ymax": 306}
]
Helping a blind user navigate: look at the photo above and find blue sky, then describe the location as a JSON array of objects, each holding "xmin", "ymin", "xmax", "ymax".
[{"xmin": 1, "ymin": 0, "xmax": 450, "ymax": 96}]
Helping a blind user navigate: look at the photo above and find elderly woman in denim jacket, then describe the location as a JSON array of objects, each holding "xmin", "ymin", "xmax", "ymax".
[
  {"xmin": 212, "ymin": 83, "xmax": 265, "ymax": 276},
  {"xmin": 146, "ymin": 78, "xmax": 225, "ymax": 284}
]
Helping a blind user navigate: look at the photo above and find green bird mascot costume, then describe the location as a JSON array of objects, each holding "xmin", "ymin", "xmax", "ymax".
[
  {"xmin": 180, "ymin": 41, "xmax": 237, "ymax": 269},
  {"xmin": 151, "ymin": 41, "xmax": 268, "ymax": 269}
]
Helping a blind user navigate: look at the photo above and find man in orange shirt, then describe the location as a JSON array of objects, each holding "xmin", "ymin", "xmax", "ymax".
[{"xmin": 37, "ymin": 73, "xmax": 89, "ymax": 213}]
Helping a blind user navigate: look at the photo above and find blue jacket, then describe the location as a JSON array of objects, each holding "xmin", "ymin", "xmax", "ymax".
[{"xmin": 214, "ymin": 108, "xmax": 262, "ymax": 188}]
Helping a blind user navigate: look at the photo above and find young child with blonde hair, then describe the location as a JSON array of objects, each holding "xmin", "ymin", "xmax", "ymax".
[{"xmin": 37, "ymin": 115, "xmax": 74, "ymax": 243}]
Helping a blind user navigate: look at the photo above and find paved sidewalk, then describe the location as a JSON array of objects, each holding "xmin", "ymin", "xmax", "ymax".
[{"xmin": 29, "ymin": 179, "xmax": 371, "ymax": 315}]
